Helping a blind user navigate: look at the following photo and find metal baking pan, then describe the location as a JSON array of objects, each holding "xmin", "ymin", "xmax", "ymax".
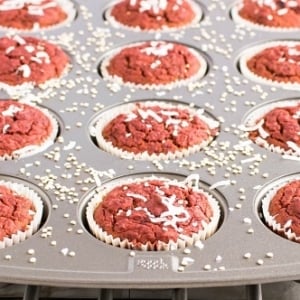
[{"xmin": 0, "ymin": 0, "xmax": 299, "ymax": 289}]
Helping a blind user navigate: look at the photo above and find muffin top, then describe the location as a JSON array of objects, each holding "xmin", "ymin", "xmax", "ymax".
[
  {"xmin": 107, "ymin": 0, "xmax": 201, "ymax": 31},
  {"xmin": 92, "ymin": 177, "xmax": 217, "ymax": 250},
  {"xmin": 237, "ymin": 0, "xmax": 300, "ymax": 29},
  {"xmin": 0, "ymin": 35, "xmax": 69, "ymax": 87},
  {"xmin": 0, "ymin": 0, "xmax": 69, "ymax": 30},
  {"xmin": 101, "ymin": 41, "xmax": 206, "ymax": 89}
]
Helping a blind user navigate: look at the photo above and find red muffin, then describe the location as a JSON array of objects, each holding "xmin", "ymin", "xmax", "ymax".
[
  {"xmin": 106, "ymin": 0, "xmax": 202, "ymax": 31},
  {"xmin": 86, "ymin": 175, "xmax": 220, "ymax": 250},
  {"xmin": 0, "ymin": 99, "xmax": 58, "ymax": 160},
  {"xmin": 0, "ymin": 0, "xmax": 76, "ymax": 31},
  {"xmin": 262, "ymin": 177, "xmax": 300, "ymax": 243},
  {"xmin": 244, "ymin": 100, "xmax": 300, "ymax": 156},
  {"xmin": 100, "ymin": 41, "xmax": 207, "ymax": 90},
  {"xmin": 0, "ymin": 180, "xmax": 43, "ymax": 249},
  {"xmin": 232, "ymin": 0, "xmax": 300, "ymax": 31},
  {"xmin": 94, "ymin": 101, "xmax": 219, "ymax": 160},
  {"xmin": 0, "ymin": 35, "xmax": 70, "ymax": 89},
  {"xmin": 239, "ymin": 41, "xmax": 300, "ymax": 89}
]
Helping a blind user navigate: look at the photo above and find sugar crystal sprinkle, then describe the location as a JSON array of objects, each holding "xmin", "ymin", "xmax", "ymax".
[
  {"xmin": 27, "ymin": 249, "xmax": 35, "ymax": 255},
  {"xmin": 177, "ymin": 266, "xmax": 185, "ymax": 272},
  {"xmin": 28, "ymin": 257, "xmax": 37, "ymax": 263},
  {"xmin": 194, "ymin": 240, "xmax": 204, "ymax": 250},
  {"xmin": 60, "ymin": 248, "xmax": 69, "ymax": 256},
  {"xmin": 243, "ymin": 218, "xmax": 252, "ymax": 225}
]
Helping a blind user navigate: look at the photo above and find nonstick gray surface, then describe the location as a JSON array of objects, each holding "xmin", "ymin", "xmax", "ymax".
[{"xmin": 0, "ymin": 0, "xmax": 299, "ymax": 289}]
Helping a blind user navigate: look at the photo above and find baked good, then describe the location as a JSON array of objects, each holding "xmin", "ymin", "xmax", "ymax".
[
  {"xmin": 232, "ymin": 0, "xmax": 300, "ymax": 30},
  {"xmin": 105, "ymin": 0, "xmax": 202, "ymax": 31},
  {"xmin": 262, "ymin": 178, "xmax": 300, "ymax": 242},
  {"xmin": 0, "ymin": 180, "xmax": 43, "ymax": 248},
  {"xmin": 239, "ymin": 41, "xmax": 300, "ymax": 89},
  {"xmin": 86, "ymin": 175, "xmax": 220, "ymax": 250},
  {"xmin": 243, "ymin": 100, "xmax": 300, "ymax": 156},
  {"xmin": 0, "ymin": 0, "xmax": 76, "ymax": 31},
  {"xmin": 0, "ymin": 35, "xmax": 70, "ymax": 89},
  {"xmin": 100, "ymin": 41, "xmax": 207, "ymax": 89},
  {"xmin": 94, "ymin": 101, "xmax": 219, "ymax": 160},
  {"xmin": 0, "ymin": 99, "xmax": 58, "ymax": 160}
]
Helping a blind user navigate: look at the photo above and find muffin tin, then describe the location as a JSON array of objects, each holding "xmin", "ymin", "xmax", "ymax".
[{"xmin": 0, "ymin": 0, "xmax": 299, "ymax": 289}]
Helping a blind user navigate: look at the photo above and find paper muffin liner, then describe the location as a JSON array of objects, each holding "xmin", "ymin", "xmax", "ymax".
[
  {"xmin": 0, "ymin": 180, "xmax": 44, "ymax": 248},
  {"xmin": 0, "ymin": 62, "xmax": 71, "ymax": 95},
  {"xmin": 100, "ymin": 42, "xmax": 208, "ymax": 90},
  {"xmin": 105, "ymin": 0, "xmax": 202, "ymax": 33},
  {"xmin": 92, "ymin": 101, "xmax": 219, "ymax": 161},
  {"xmin": 241, "ymin": 99, "xmax": 300, "ymax": 157},
  {"xmin": 86, "ymin": 175, "xmax": 221, "ymax": 251},
  {"xmin": 231, "ymin": 2, "xmax": 300, "ymax": 32},
  {"xmin": 239, "ymin": 41, "xmax": 300, "ymax": 90},
  {"xmin": 261, "ymin": 174, "xmax": 300, "ymax": 243},
  {"xmin": 0, "ymin": 0, "xmax": 76, "ymax": 32},
  {"xmin": 0, "ymin": 102, "xmax": 59, "ymax": 160}
]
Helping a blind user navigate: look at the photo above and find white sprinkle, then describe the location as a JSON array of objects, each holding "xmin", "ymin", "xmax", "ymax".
[
  {"xmin": 243, "ymin": 253, "xmax": 251, "ymax": 259},
  {"xmin": 183, "ymin": 248, "xmax": 191, "ymax": 254},
  {"xmin": 68, "ymin": 251, "xmax": 76, "ymax": 257},
  {"xmin": 29, "ymin": 257, "xmax": 37, "ymax": 263},
  {"xmin": 5, "ymin": 46, "xmax": 15, "ymax": 54},
  {"xmin": 129, "ymin": 251, "xmax": 136, "ymax": 257},
  {"xmin": 209, "ymin": 180, "xmax": 231, "ymax": 190},
  {"xmin": 177, "ymin": 266, "xmax": 185, "ymax": 272},
  {"xmin": 150, "ymin": 60, "xmax": 161, "ymax": 69},
  {"xmin": 50, "ymin": 240, "xmax": 57, "ymax": 246},
  {"xmin": 243, "ymin": 217, "xmax": 252, "ymax": 224},
  {"xmin": 203, "ymin": 264, "xmax": 211, "ymax": 271},
  {"xmin": 27, "ymin": 249, "xmax": 35, "ymax": 255},
  {"xmin": 25, "ymin": 45, "xmax": 35, "ymax": 53},
  {"xmin": 63, "ymin": 141, "xmax": 76, "ymax": 151},
  {"xmin": 141, "ymin": 41, "xmax": 174, "ymax": 57},
  {"xmin": 4, "ymin": 255, "xmax": 12, "ymax": 260},
  {"xmin": 17, "ymin": 64, "xmax": 31, "ymax": 78},
  {"xmin": 13, "ymin": 35, "xmax": 26, "ymax": 45},
  {"xmin": 247, "ymin": 228, "xmax": 254, "ymax": 234},
  {"xmin": 277, "ymin": 8, "xmax": 288, "ymax": 15},
  {"xmin": 181, "ymin": 257, "xmax": 195, "ymax": 267},
  {"xmin": 194, "ymin": 240, "xmax": 204, "ymax": 250},
  {"xmin": 60, "ymin": 248, "xmax": 69, "ymax": 256},
  {"xmin": 215, "ymin": 255, "xmax": 222, "ymax": 263},
  {"xmin": 266, "ymin": 252, "xmax": 274, "ymax": 258},
  {"xmin": 126, "ymin": 192, "xmax": 147, "ymax": 202},
  {"xmin": 2, "ymin": 105, "xmax": 22, "ymax": 117},
  {"xmin": 256, "ymin": 259, "xmax": 264, "ymax": 265},
  {"xmin": 2, "ymin": 124, "xmax": 10, "ymax": 134},
  {"xmin": 138, "ymin": 108, "xmax": 163, "ymax": 123}
]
